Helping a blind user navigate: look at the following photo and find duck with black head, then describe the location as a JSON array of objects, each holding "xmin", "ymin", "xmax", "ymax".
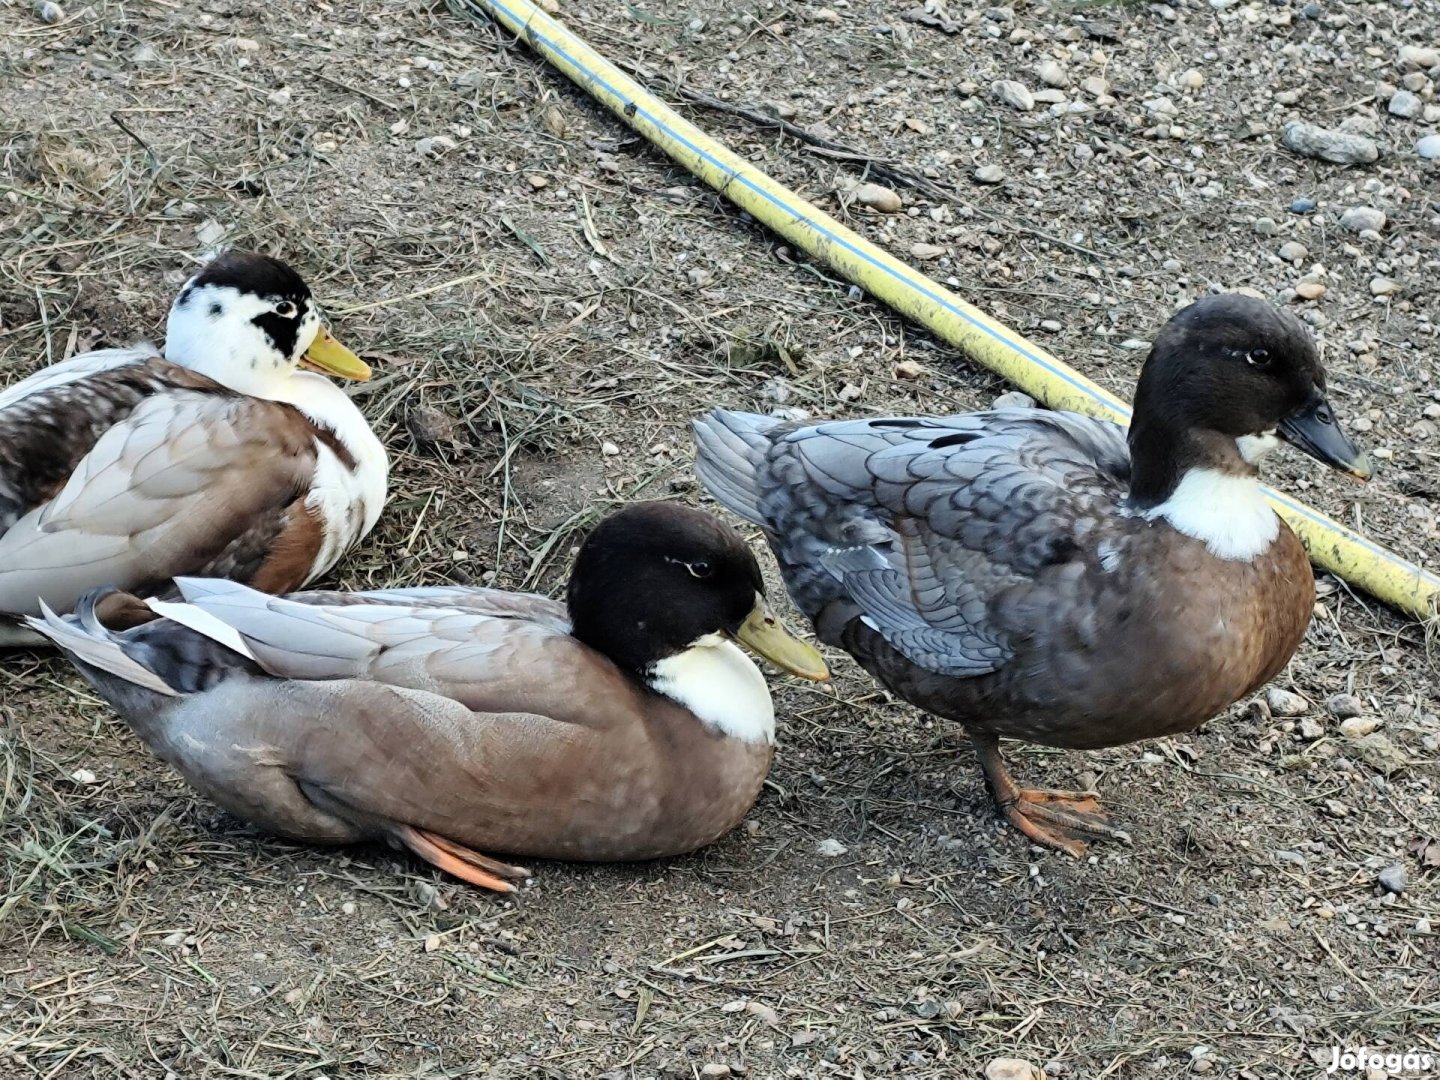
[
  {"xmin": 0, "ymin": 250, "xmax": 387, "ymax": 646},
  {"xmin": 693, "ymin": 293, "xmax": 1370, "ymax": 857},
  {"xmin": 28, "ymin": 502, "xmax": 830, "ymax": 890}
]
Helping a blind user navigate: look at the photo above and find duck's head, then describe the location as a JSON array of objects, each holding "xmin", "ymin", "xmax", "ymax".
[
  {"xmin": 1129, "ymin": 293, "xmax": 1372, "ymax": 511},
  {"xmin": 567, "ymin": 502, "xmax": 830, "ymax": 685},
  {"xmin": 164, "ymin": 250, "xmax": 371, "ymax": 395}
]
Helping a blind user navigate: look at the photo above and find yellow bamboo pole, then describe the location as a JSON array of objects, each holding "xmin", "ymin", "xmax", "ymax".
[{"xmin": 458, "ymin": 0, "xmax": 1439, "ymax": 622}]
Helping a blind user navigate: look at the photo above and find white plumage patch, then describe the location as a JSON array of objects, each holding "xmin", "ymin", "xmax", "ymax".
[
  {"xmin": 1235, "ymin": 430, "xmax": 1281, "ymax": 465},
  {"xmin": 1145, "ymin": 467, "xmax": 1279, "ymax": 561},
  {"xmin": 647, "ymin": 632, "xmax": 776, "ymax": 744}
]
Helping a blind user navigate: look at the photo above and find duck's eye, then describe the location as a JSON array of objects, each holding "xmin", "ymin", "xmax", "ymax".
[
  {"xmin": 275, "ymin": 300, "xmax": 298, "ymax": 318},
  {"xmin": 686, "ymin": 559, "xmax": 714, "ymax": 579},
  {"xmin": 1246, "ymin": 347, "xmax": 1271, "ymax": 367}
]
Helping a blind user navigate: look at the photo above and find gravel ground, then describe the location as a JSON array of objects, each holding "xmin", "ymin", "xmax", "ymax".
[{"xmin": 1, "ymin": 0, "xmax": 1437, "ymax": 1077}]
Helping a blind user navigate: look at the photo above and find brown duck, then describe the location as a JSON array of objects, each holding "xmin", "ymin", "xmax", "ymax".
[
  {"xmin": 30, "ymin": 502, "xmax": 829, "ymax": 890},
  {"xmin": 693, "ymin": 294, "xmax": 1371, "ymax": 856}
]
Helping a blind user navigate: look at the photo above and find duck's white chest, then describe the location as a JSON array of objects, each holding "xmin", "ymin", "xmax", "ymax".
[{"xmin": 648, "ymin": 636, "xmax": 777, "ymax": 744}]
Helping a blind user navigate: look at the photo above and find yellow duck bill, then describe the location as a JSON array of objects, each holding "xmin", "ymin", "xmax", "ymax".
[
  {"xmin": 729, "ymin": 596, "xmax": 830, "ymax": 681},
  {"xmin": 302, "ymin": 328, "xmax": 372, "ymax": 380}
]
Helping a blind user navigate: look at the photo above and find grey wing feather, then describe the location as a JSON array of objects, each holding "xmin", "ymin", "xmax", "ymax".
[{"xmin": 693, "ymin": 407, "xmax": 1131, "ymax": 679}]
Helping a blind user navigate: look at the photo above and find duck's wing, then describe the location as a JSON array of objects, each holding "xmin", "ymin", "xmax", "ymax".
[
  {"xmin": 695, "ymin": 408, "xmax": 1132, "ymax": 677},
  {"xmin": 0, "ymin": 385, "xmax": 334, "ymax": 617},
  {"xmin": 152, "ymin": 578, "xmax": 587, "ymax": 715}
]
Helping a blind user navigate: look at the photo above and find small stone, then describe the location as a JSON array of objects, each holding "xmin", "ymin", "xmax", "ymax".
[
  {"xmin": 1369, "ymin": 276, "xmax": 1399, "ymax": 296},
  {"xmin": 526, "ymin": 174, "xmax": 549, "ymax": 189},
  {"xmin": 69, "ymin": 768, "xmax": 97, "ymax": 784},
  {"xmin": 1377, "ymin": 864, "xmax": 1408, "ymax": 895},
  {"xmin": 423, "ymin": 933, "xmax": 442, "ymax": 952},
  {"xmin": 1417, "ymin": 135, "xmax": 1440, "ymax": 160},
  {"xmin": 267, "ymin": 87, "xmax": 292, "ymax": 107},
  {"xmin": 1178, "ymin": 68, "xmax": 1204, "ymax": 90},
  {"xmin": 985, "ymin": 1059, "xmax": 1046, "ymax": 1080},
  {"xmin": 415, "ymin": 135, "xmax": 458, "ymax": 157},
  {"xmin": 894, "ymin": 359, "xmax": 925, "ymax": 380},
  {"xmin": 1040, "ymin": 319, "xmax": 1062, "ymax": 332},
  {"xmin": 600, "ymin": 440, "xmax": 620, "ymax": 457},
  {"xmin": 1340, "ymin": 206, "xmax": 1386, "ymax": 232},
  {"xmin": 1398, "ymin": 45, "xmax": 1440, "ymax": 71},
  {"xmin": 836, "ymin": 382, "xmax": 863, "ymax": 403},
  {"xmin": 1036, "ymin": 60, "xmax": 1068, "ymax": 88},
  {"xmin": 1326, "ymin": 693, "xmax": 1362, "ymax": 719},
  {"xmin": 1278, "ymin": 241, "xmax": 1309, "ymax": 262},
  {"xmin": 1339, "ymin": 716, "xmax": 1382, "ymax": 738},
  {"xmin": 852, "ymin": 182, "xmax": 902, "ymax": 212},
  {"xmin": 1289, "ymin": 197, "xmax": 1317, "ymax": 213},
  {"xmin": 35, "ymin": 1, "xmax": 64, "ymax": 22},
  {"xmin": 341, "ymin": 902, "xmax": 356, "ymax": 915},
  {"xmin": 974, "ymin": 164, "xmax": 1006, "ymax": 184},
  {"xmin": 1352, "ymin": 733, "xmax": 1408, "ymax": 774},
  {"xmin": 1389, "ymin": 90, "xmax": 1422, "ymax": 119},
  {"xmin": 992, "ymin": 391, "xmax": 1037, "ymax": 410},
  {"xmin": 992, "ymin": 80, "xmax": 1035, "ymax": 111},
  {"xmin": 1080, "ymin": 75, "xmax": 1111, "ymax": 98},
  {"xmin": 1294, "ymin": 281, "xmax": 1327, "ymax": 301},
  {"xmin": 1282, "ymin": 122, "xmax": 1380, "ymax": 165},
  {"xmin": 700, "ymin": 1066, "xmax": 731, "ymax": 1078},
  {"xmin": 1298, "ymin": 716, "xmax": 1325, "ymax": 740},
  {"xmin": 1323, "ymin": 798, "xmax": 1350, "ymax": 817},
  {"xmin": 405, "ymin": 405, "xmax": 458, "ymax": 449},
  {"xmin": 161, "ymin": 931, "xmax": 186, "ymax": 947},
  {"xmin": 1253, "ymin": 217, "xmax": 1278, "ymax": 236},
  {"xmin": 910, "ymin": 242, "xmax": 946, "ymax": 260},
  {"xmin": 196, "ymin": 220, "xmax": 226, "ymax": 248},
  {"xmin": 1301, "ymin": 1, "xmax": 1321, "ymax": 17},
  {"xmin": 1266, "ymin": 688, "xmax": 1309, "ymax": 717},
  {"xmin": 815, "ymin": 838, "xmax": 847, "ymax": 857}
]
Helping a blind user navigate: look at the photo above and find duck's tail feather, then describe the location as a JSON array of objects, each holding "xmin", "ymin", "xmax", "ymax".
[
  {"xmin": 28, "ymin": 593, "xmax": 179, "ymax": 698},
  {"xmin": 691, "ymin": 409, "xmax": 782, "ymax": 525}
]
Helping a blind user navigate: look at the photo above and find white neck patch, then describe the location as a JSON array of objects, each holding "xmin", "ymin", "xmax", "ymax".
[
  {"xmin": 1235, "ymin": 429, "xmax": 1281, "ymax": 466},
  {"xmin": 1144, "ymin": 467, "xmax": 1279, "ymax": 561},
  {"xmin": 647, "ymin": 632, "xmax": 776, "ymax": 744}
]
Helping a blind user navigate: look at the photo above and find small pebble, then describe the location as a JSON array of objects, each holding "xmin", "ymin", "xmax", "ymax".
[
  {"xmin": 1266, "ymin": 688, "xmax": 1310, "ymax": 717},
  {"xmin": 341, "ymin": 902, "xmax": 356, "ymax": 915},
  {"xmin": 1289, "ymin": 197, "xmax": 1317, "ymax": 213},
  {"xmin": 601, "ymin": 440, "xmax": 620, "ymax": 456},
  {"xmin": 985, "ymin": 1059, "xmax": 1046, "ymax": 1080},
  {"xmin": 852, "ymin": 182, "xmax": 902, "ymax": 212},
  {"xmin": 1326, "ymin": 693, "xmax": 1362, "ymax": 719},
  {"xmin": 1278, "ymin": 240, "xmax": 1309, "ymax": 262},
  {"xmin": 69, "ymin": 768, "xmax": 97, "ymax": 784},
  {"xmin": 1377, "ymin": 864, "xmax": 1408, "ymax": 895},
  {"xmin": 35, "ymin": 1, "xmax": 64, "ymax": 22},
  {"xmin": 993, "ymin": 391, "xmax": 1037, "ymax": 410},
  {"xmin": 1253, "ymin": 217, "xmax": 1278, "ymax": 236},
  {"xmin": 1398, "ymin": 45, "xmax": 1439, "ymax": 70},
  {"xmin": 1369, "ymin": 276, "xmax": 1399, "ymax": 297},
  {"xmin": 1417, "ymin": 134, "xmax": 1440, "ymax": 160},
  {"xmin": 1298, "ymin": 716, "xmax": 1325, "ymax": 740},
  {"xmin": 815, "ymin": 838, "xmax": 847, "ymax": 857},
  {"xmin": 1340, "ymin": 716, "xmax": 1382, "ymax": 738},
  {"xmin": 1282, "ymin": 121, "xmax": 1379, "ymax": 165},
  {"xmin": 700, "ymin": 1066, "xmax": 731, "ymax": 1078},
  {"xmin": 415, "ymin": 135, "xmax": 458, "ymax": 157},
  {"xmin": 1040, "ymin": 319, "xmax": 1062, "ymax": 332},
  {"xmin": 1036, "ymin": 60, "xmax": 1068, "ymax": 88},
  {"xmin": 992, "ymin": 80, "xmax": 1035, "ymax": 111},
  {"xmin": 1294, "ymin": 281, "xmax": 1327, "ymax": 301},
  {"xmin": 1178, "ymin": 68, "xmax": 1204, "ymax": 90},
  {"xmin": 894, "ymin": 360, "xmax": 925, "ymax": 380},
  {"xmin": 975, "ymin": 164, "xmax": 1006, "ymax": 184},
  {"xmin": 526, "ymin": 174, "xmax": 548, "ymax": 189},
  {"xmin": 1340, "ymin": 206, "xmax": 1386, "ymax": 233},
  {"xmin": 1389, "ymin": 90, "xmax": 1422, "ymax": 119}
]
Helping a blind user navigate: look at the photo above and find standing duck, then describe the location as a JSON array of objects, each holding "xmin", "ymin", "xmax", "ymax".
[
  {"xmin": 29, "ymin": 502, "xmax": 829, "ymax": 890},
  {"xmin": 693, "ymin": 294, "xmax": 1371, "ymax": 856},
  {"xmin": 0, "ymin": 250, "xmax": 387, "ymax": 646}
]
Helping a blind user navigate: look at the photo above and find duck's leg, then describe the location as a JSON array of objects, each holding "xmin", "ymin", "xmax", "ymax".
[
  {"xmin": 395, "ymin": 825, "xmax": 532, "ymax": 893},
  {"xmin": 969, "ymin": 732, "xmax": 1132, "ymax": 858}
]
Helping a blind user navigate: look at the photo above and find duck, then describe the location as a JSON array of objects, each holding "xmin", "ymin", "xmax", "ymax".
[
  {"xmin": 0, "ymin": 250, "xmax": 387, "ymax": 646},
  {"xmin": 28, "ymin": 501, "xmax": 830, "ymax": 891},
  {"xmin": 692, "ymin": 293, "xmax": 1372, "ymax": 857}
]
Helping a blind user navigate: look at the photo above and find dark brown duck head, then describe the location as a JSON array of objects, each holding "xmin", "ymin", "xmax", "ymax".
[
  {"xmin": 1126, "ymin": 293, "xmax": 1372, "ymax": 514},
  {"xmin": 566, "ymin": 501, "xmax": 829, "ymax": 683}
]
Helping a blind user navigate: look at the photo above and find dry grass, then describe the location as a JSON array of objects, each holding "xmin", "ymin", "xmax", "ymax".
[{"xmin": 1, "ymin": 0, "xmax": 1437, "ymax": 1076}]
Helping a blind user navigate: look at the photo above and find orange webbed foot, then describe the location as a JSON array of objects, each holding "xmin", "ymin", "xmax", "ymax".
[{"xmin": 396, "ymin": 826, "xmax": 532, "ymax": 892}]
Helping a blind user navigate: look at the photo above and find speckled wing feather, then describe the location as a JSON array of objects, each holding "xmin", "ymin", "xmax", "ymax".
[
  {"xmin": 694, "ymin": 408, "xmax": 1132, "ymax": 677},
  {"xmin": 0, "ymin": 383, "xmax": 325, "ymax": 617}
]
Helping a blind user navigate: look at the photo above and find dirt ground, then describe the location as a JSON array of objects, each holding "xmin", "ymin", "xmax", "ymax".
[{"xmin": 2, "ymin": 0, "xmax": 1438, "ymax": 1076}]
